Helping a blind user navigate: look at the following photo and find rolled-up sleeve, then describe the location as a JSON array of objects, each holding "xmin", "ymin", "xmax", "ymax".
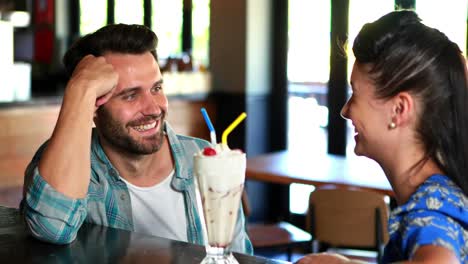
[
  {"xmin": 404, "ymin": 211, "xmax": 463, "ymax": 261},
  {"xmin": 22, "ymin": 167, "xmax": 88, "ymax": 244}
]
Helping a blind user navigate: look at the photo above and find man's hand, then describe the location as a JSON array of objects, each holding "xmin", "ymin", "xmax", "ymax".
[
  {"xmin": 68, "ymin": 54, "xmax": 119, "ymax": 108},
  {"xmin": 38, "ymin": 54, "xmax": 119, "ymax": 199}
]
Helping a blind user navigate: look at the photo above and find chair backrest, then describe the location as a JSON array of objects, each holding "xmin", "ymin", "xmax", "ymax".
[{"xmin": 306, "ymin": 186, "xmax": 389, "ymax": 249}]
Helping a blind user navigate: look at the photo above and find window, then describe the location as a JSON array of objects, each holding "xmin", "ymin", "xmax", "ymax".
[
  {"xmin": 416, "ymin": 0, "xmax": 467, "ymax": 56},
  {"xmin": 192, "ymin": 0, "xmax": 210, "ymax": 69},
  {"xmin": 80, "ymin": 0, "xmax": 107, "ymax": 35},
  {"xmin": 287, "ymin": 0, "xmax": 331, "ymax": 214},
  {"xmin": 287, "ymin": 0, "xmax": 394, "ymax": 214},
  {"xmin": 287, "ymin": 0, "xmax": 330, "ymax": 83},
  {"xmin": 152, "ymin": 0, "xmax": 183, "ymax": 60},
  {"xmin": 287, "ymin": 0, "xmax": 331, "ymax": 154},
  {"xmin": 79, "ymin": 0, "xmax": 208, "ymax": 65},
  {"xmin": 115, "ymin": 0, "xmax": 144, "ymax": 25}
]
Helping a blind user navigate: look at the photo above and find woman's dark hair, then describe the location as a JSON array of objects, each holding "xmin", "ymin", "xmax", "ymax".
[
  {"xmin": 63, "ymin": 24, "xmax": 158, "ymax": 75},
  {"xmin": 353, "ymin": 10, "xmax": 468, "ymax": 195}
]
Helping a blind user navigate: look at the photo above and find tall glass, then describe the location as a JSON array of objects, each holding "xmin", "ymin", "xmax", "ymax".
[{"xmin": 194, "ymin": 147, "xmax": 246, "ymax": 264}]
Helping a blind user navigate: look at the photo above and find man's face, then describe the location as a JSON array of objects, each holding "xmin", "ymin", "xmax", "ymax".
[{"xmin": 94, "ymin": 52, "xmax": 168, "ymax": 155}]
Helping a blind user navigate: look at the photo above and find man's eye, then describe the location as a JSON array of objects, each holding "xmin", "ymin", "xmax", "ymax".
[
  {"xmin": 152, "ymin": 86, "xmax": 162, "ymax": 93},
  {"xmin": 123, "ymin": 94, "xmax": 136, "ymax": 101}
]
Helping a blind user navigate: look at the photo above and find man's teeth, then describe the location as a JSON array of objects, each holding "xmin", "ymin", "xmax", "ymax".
[{"xmin": 133, "ymin": 122, "xmax": 157, "ymax": 132}]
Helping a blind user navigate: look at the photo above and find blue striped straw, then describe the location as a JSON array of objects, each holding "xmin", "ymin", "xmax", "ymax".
[{"xmin": 200, "ymin": 108, "xmax": 217, "ymax": 145}]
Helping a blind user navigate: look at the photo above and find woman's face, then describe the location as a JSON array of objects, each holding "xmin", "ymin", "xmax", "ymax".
[{"xmin": 341, "ymin": 63, "xmax": 395, "ymax": 160}]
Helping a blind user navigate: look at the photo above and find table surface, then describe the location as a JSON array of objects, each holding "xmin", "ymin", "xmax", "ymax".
[
  {"xmin": 0, "ymin": 206, "xmax": 289, "ymax": 264},
  {"xmin": 246, "ymin": 150, "xmax": 393, "ymax": 196}
]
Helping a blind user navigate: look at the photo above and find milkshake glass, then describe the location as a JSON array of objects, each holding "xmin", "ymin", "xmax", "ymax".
[{"xmin": 194, "ymin": 144, "xmax": 246, "ymax": 264}]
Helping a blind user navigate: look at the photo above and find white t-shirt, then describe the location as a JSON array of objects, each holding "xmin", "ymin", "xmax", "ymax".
[{"xmin": 120, "ymin": 170, "xmax": 188, "ymax": 242}]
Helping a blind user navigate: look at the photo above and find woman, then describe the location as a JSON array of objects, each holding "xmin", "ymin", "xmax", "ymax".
[{"xmin": 298, "ymin": 10, "xmax": 467, "ymax": 264}]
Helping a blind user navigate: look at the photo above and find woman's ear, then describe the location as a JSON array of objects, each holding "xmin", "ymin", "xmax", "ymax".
[{"xmin": 391, "ymin": 92, "xmax": 415, "ymax": 128}]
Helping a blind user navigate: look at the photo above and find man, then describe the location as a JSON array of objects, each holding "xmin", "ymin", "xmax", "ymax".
[{"xmin": 20, "ymin": 24, "xmax": 252, "ymax": 254}]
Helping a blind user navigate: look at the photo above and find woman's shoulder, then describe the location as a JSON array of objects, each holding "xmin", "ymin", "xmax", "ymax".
[
  {"xmin": 387, "ymin": 175, "xmax": 468, "ymax": 262},
  {"xmin": 392, "ymin": 174, "xmax": 467, "ymax": 222}
]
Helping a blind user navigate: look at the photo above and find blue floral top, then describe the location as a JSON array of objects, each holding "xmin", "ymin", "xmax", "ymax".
[{"xmin": 383, "ymin": 174, "xmax": 468, "ymax": 263}]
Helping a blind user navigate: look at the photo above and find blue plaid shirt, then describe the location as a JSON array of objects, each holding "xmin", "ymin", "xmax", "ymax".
[
  {"xmin": 20, "ymin": 122, "xmax": 253, "ymax": 255},
  {"xmin": 383, "ymin": 174, "xmax": 468, "ymax": 263}
]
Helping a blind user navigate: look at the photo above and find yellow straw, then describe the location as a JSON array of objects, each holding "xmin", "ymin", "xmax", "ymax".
[{"xmin": 221, "ymin": 112, "xmax": 247, "ymax": 147}]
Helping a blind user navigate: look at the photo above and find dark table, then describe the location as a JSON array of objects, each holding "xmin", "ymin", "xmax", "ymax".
[{"xmin": 0, "ymin": 206, "xmax": 289, "ymax": 263}]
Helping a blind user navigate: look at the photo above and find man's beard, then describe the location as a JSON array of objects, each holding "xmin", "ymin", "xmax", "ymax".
[{"xmin": 95, "ymin": 108, "xmax": 166, "ymax": 155}]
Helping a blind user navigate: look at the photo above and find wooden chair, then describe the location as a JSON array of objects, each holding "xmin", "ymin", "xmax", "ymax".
[
  {"xmin": 242, "ymin": 190, "xmax": 312, "ymax": 261},
  {"xmin": 306, "ymin": 186, "xmax": 389, "ymax": 263}
]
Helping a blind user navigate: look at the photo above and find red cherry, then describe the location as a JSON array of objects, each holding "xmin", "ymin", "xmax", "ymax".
[{"xmin": 203, "ymin": 147, "xmax": 217, "ymax": 156}]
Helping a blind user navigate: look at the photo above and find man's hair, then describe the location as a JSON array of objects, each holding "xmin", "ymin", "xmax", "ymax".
[{"xmin": 63, "ymin": 24, "xmax": 158, "ymax": 76}]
